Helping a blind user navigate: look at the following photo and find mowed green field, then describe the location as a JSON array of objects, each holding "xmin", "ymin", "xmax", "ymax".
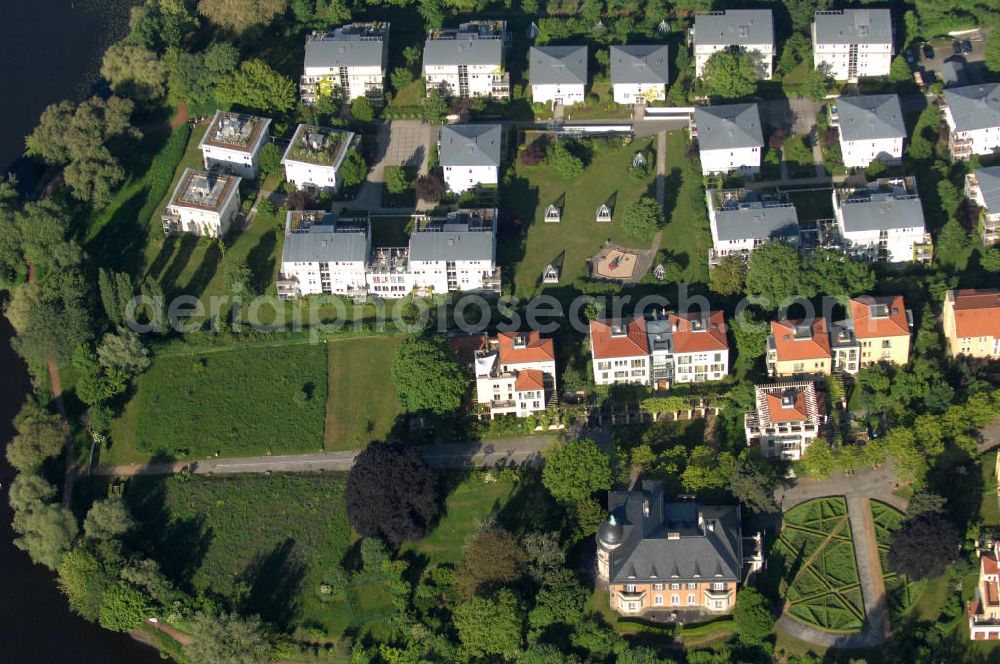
[
  {"xmin": 124, "ymin": 473, "xmax": 396, "ymax": 638},
  {"xmin": 108, "ymin": 343, "xmax": 328, "ymax": 463},
  {"xmin": 502, "ymin": 134, "xmax": 658, "ymax": 296},
  {"xmin": 658, "ymin": 130, "xmax": 711, "ymax": 285},
  {"xmin": 402, "ymin": 476, "xmax": 517, "ymax": 566},
  {"xmin": 325, "ymin": 336, "xmax": 404, "ymax": 451}
]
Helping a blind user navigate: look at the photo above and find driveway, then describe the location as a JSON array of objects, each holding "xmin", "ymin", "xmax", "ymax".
[
  {"xmin": 91, "ymin": 436, "xmax": 556, "ymax": 477},
  {"xmin": 348, "ymin": 120, "xmax": 434, "ymax": 210},
  {"xmin": 774, "ymin": 464, "xmax": 907, "ymax": 648},
  {"xmin": 916, "ymin": 28, "xmax": 989, "ymax": 83}
]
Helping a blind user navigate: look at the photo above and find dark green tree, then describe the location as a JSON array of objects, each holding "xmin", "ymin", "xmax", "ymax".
[
  {"xmin": 702, "ymin": 51, "xmax": 759, "ymax": 100},
  {"xmin": 453, "ymin": 589, "xmax": 524, "ymax": 659},
  {"xmin": 455, "ymin": 527, "xmax": 527, "ymax": 597},
  {"xmin": 391, "ymin": 334, "xmax": 467, "ymax": 415},
  {"xmin": 733, "ymin": 587, "xmax": 774, "ymax": 643},
  {"xmin": 185, "ymin": 611, "xmax": 271, "ymax": 664},
  {"xmin": 621, "ymin": 196, "xmax": 664, "ymax": 241},
  {"xmin": 542, "ymin": 438, "xmax": 612, "ymax": 504},
  {"xmin": 745, "ymin": 242, "xmax": 813, "ymax": 306}
]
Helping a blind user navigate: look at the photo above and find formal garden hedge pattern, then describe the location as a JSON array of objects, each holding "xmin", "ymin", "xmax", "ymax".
[
  {"xmin": 871, "ymin": 499, "xmax": 924, "ymax": 619},
  {"xmin": 778, "ymin": 496, "xmax": 866, "ymax": 632}
]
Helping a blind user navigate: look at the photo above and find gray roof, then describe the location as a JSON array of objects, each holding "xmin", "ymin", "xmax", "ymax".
[
  {"xmin": 839, "ymin": 191, "xmax": 926, "ymax": 233},
  {"xmin": 282, "ymin": 220, "xmax": 369, "ymax": 264},
  {"xmin": 695, "ymin": 104, "xmax": 763, "ymax": 151},
  {"xmin": 836, "ymin": 94, "xmax": 905, "ymax": 142},
  {"xmin": 974, "ymin": 167, "xmax": 1000, "ymax": 212},
  {"xmin": 940, "ymin": 61, "xmax": 967, "ymax": 87},
  {"xmin": 943, "ymin": 84, "xmax": 1000, "ymax": 132},
  {"xmin": 610, "ymin": 44, "xmax": 670, "ymax": 86},
  {"xmin": 693, "ymin": 10, "xmax": 774, "ymax": 47},
  {"xmin": 439, "ymin": 124, "xmax": 502, "ymax": 167},
  {"xmin": 304, "ymin": 38, "xmax": 384, "ymax": 69},
  {"xmin": 408, "ymin": 229, "xmax": 494, "ymax": 262},
  {"xmin": 602, "ymin": 481, "xmax": 742, "ymax": 584},
  {"xmin": 423, "ymin": 37, "xmax": 502, "ymax": 67},
  {"xmin": 713, "ymin": 201, "xmax": 800, "ymax": 242},
  {"xmin": 530, "ymin": 45, "xmax": 588, "ymax": 86},
  {"xmin": 813, "ymin": 9, "xmax": 893, "ymax": 45}
]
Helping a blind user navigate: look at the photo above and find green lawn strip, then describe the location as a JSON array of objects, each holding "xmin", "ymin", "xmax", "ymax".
[
  {"xmin": 659, "ymin": 130, "xmax": 711, "ymax": 284},
  {"xmin": 981, "ymin": 451, "xmax": 1000, "ymax": 528},
  {"xmin": 502, "ymin": 134, "xmax": 658, "ymax": 296},
  {"xmin": 324, "ymin": 336, "xmax": 403, "ymax": 452},
  {"xmin": 563, "ymin": 80, "xmax": 632, "ymax": 121},
  {"xmin": 124, "ymin": 473, "xmax": 383, "ymax": 639},
  {"xmin": 402, "ymin": 475, "xmax": 517, "ymax": 566},
  {"xmin": 107, "ymin": 343, "xmax": 328, "ymax": 464}
]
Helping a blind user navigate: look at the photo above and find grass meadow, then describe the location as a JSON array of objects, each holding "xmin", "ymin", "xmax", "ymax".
[
  {"xmin": 324, "ymin": 336, "xmax": 404, "ymax": 451},
  {"xmin": 108, "ymin": 343, "xmax": 328, "ymax": 464}
]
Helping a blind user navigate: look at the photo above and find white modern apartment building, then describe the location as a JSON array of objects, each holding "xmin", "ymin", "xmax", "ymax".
[
  {"xmin": 692, "ymin": 10, "xmax": 774, "ymax": 79},
  {"xmin": 942, "ymin": 83, "xmax": 1000, "ymax": 161},
  {"xmin": 646, "ymin": 311, "xmax": 730, "ymax": 390},
  {"xmin": 692, "ymin": 103, "xmax": 764, "ymax": 176},
  {"xmin": 706, "ymin": 188, "xmax": 799, "ymax": 267},
  {"xmin": 367, "ymin": 208, "xmax": 501, "ymax": 297},
  {"xmin": 281, "ymin": 124, "xmax": 357, "ymax": 193},
  {"xmin": 812, "ymin": 9, "xmax": 892, "ymax": 80},
  {"xmin": 529, "ymin": 45, "xmax": 588, "ymax": 106},
  {"xmin": 609, "ymin": 44, "xmax": 670, "ymax": 105},
  {"xmin": 300, "ymin": 22, "xmax": 389, "ymax": 104},
  {"xmin": 965, "ymin": 166, "xmax": 1000, "ymax": 245},
  {"xmin": 590, "ymin": 313, "xmax": 730, "ymax": 389},
  {"xmin": 276, "ymin": 211, "xmax": 370, "ymax": 300},
  {"xmin": 423, "ymin": 21, "xmax": 509, "ymax": 99},
  {"xmin": 451, "ymin": 331, "xmax": 556, "ymax": 418},
  {"xmin": 830, "ymin": 94, "xmax": 905, "ymax": 168},
  {"xmin": 161, "ymin": 168, "xmax": 241, "ymax": 238},
  {"xmin": 745, "ymin": 381, "xmax": 826, "ymax": 460},
  {"xmin": 198, "ymin": 111, "xmax": 271, "ymax": 180},
  {"xmin": 831, "ymin": 177, "xmax": 931, "ymax": 263},
  {"xmin": 439, "ymin": 123, "xmax": 501, "ymax": 194}
]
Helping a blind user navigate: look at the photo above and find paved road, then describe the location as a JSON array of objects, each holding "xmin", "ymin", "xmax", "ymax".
[
  {"xmin": 775, "ymin": 464, "xmax": 907, "ymax": 648},
  {"xmin": 92, "ymin": 436, "xmax": 556, "ymax": 477}
]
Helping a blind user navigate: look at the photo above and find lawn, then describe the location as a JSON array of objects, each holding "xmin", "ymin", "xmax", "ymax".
[
  {"xmin": 402, "ymin": 475, "xmax": 518, "ymax": 566},
  {"xmin": 982, "ymin": 451, "xmax": 1000, "ymax": 528},
  {"xmin": 324, "ymin": 336, "xmax": 403, "ymax": 451},
  {"xmin": 501, "ymin": 133, "xmax": 659, "ymax": 296},
  {"xmin": 123, "ymin": 472, "xmax": 398, "ymax": 639},
  {"xmin": 563, "ymin": 80, "xmax": 632, "ymax": 122},
  {"xmin": 778, "ymin": 496, "xmax": 866, "ymax": 633},
  {"xmin": 107, "ymin": 343, "xmax": 328, "ymax": 464},
  {"xmin": 659, "ymin": 130, "xmax": 711, "ymax": 285},
  {"xmin": 871, "ymin": 499, "xmax": 925, "ymax": 620}
]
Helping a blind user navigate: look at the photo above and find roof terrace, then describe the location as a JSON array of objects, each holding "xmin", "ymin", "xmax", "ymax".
[
  {"xmin": 201, "ymin": 111, "xmax": 269, "ymax": 152},
  {"xmin": 283, "ymin": 125, "xmax": 352, "ymax": 166},
  {"xmin": 170, "ymin": 168, "xmax": 239, "ymax": 212}
]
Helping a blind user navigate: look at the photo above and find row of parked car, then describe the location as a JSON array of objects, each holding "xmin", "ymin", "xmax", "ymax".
[{"xmin": 904, "ymin": 39, "xmax": 973, "ymax": 63}]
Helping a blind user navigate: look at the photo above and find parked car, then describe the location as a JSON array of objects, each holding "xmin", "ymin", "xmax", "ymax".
[
  {"xmin": 953, "ymin": 40, "xmax": 963, "ymax": 55},
  {"xmin": 923, "ymin": 43, "xmax": 935, "ymax": 60},
  {"xmin": 962, "ymin": 39, "xmax": 973, "ymax": 54},
  {"xmin": 904, "ymin": 48, "xmax": 916, "ymax": 63}
]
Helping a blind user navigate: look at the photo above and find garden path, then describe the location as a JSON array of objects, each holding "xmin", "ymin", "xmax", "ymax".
[{"xmin": 625, "ymin": 130, "xmax": 667, "ymax": 283}]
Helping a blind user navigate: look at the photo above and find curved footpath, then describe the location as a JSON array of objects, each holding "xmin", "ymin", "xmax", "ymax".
[{"xmin": 775, "ymin": 465, "xmax": 908, "ymax": 648}]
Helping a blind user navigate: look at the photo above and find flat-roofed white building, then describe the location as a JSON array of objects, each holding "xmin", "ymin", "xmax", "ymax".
[
  {"xmin": 706, "ymin": 189, "xmax": 799, "ymax": 266},
  {"xmin": 276, "ymin": 211, "xmax": 370, "ymax": 300},
  {"xmin": 812, "ymin": 9, "xmax": 892, "ymax": 81},
  {"xmin": 439, "ymin": 123, "xmax": 501, "ymax": 194},
  {"xmin": 281, "ymin": 124, "xmax": 357, "ymax": 193},
  {"xmin": 198, "ymin": 111, "xmax": 271, "ymax": 180},
  {"xmin": 831, "ymin": 177, "xmax": 930, "ymax": 263},
  {"xmin": 529, "ymin": 45, "xmax": 587, "ymax": 107},
  {"xmin": 300, "ymin": 22, "xmax": 389, "ymax": 105},
  {"xmin": 942, "ymin": 84, "xmax": 1000, "ymax": 161},
  {"xmin": 423, "ymin": 21, "xmax": 509, "ymax": 99},
  {"xmin": 692, "ymin": 10, "xmax": 774, "ymax": 79},
  {"xmin": 965, "ymin": 166, "xmax": 1000, "ymax": 245},
  {"xmin": 692, "ymin": 103, "xmax": 763, "ymax": 176},
  {"xmin": 609, "ymin": 44, "xmax": 669, "ymax": 105},
  {"xmin": 161, "ymin": 168, "xmax": 241, "ymax": 238},
  {"xmin": 830, "ymin": 94, "xmax": 905, "ymax": 168}
]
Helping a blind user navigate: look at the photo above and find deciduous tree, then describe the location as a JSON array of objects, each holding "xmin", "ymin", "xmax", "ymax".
[
  {"xmin": 391, "ymin": 334, "xmax": 467, "ymax": 415},
  {"xmin": 547, "ymin": 141, "xmax": 584, "ymax": 180},
  {"xmin": 217, "ymin": 60, "xmax": 296, "ymax": 115},
  {"xmin": 745, "ymin": 242, "xmax": 813, "ymax": 306},
  {"xmin": 337, "ymin": 148, "xmax": 367, "ymax": 189},
  {"xmin": 345, "ymin": 441, "xmax": 440, "ymax": 544},
  {"xmin": 455, "ymin": 527, "xmax": 527, "ymax": 596},
  {"xmin": 542, "ymin": 438, "xmax": 612, "ymax": 504},
  {"xmin": 59, "ymin": 549, "xmax": 113, "ymax": 621},
  {"xmin": 621, "ymin": 196, "xmax": 664, "ymax": 242},
  {"xmin": 97, "ymin": 329, "xmax": 150, "ymax": 376},
  {"xmin": 415, "ymin": 173, "xmax": 445, "ymax": 202},
  {"xmin": 101, "ymin": 41, "xmax": 168, "ymax": 101},
  {"xmin": 888, "ymin": 512, "xmax": 959, "ymax": 580},
  {"xmin": 709, "ymin": 255, "xmax": 746, "ymax": 295},
  {"xmin": 733, "ymin": 588, "xmax": 774, "ymax": 644},
  {"xmin": 702, "ymin": 51, "xmax": 759, "ymax": 100},
  {"xmin": 186, "ymin": 611, "xmax": 271, "ymax": 664},
  {"xmin": 12, "ymin": 503, "xmax": 78, "ymax": 570},
  {"xmin": 5, "ymin": 402, "xmax": 65, "ymax": 473},
  {"xmin": 84, "ymin": 497, "xmax": 136, "ymax": 542},
  {"xmin": 351, "ymin": 96, "xmax": 374, "ymax": 122},
  {"xmin": 453, "ymin": 589, "xmax": 524, "ymax": 658},
  {"xmin": 99, "ymin": 582, "xmax": 150, "ymax": 632}
]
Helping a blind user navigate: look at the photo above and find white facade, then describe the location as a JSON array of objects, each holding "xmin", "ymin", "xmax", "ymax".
[
  {"xmin": 942, "ymin": 85, "xmax": 1000, "ymax": 160},
  {"xmin": 835, "ymin": 224, "xmax": 927, "ymax": 263},
  {"xmin": 426, "ymin": 63, "xmax": 507, "ymax": 98},
  {"xmin": 832, "ymin": 179, "xmax": 928, "ymax": 263},
  {"xmin": 593, "ymin": 355, "xmax": 650, "ymax": 386},
  {"xmin": 700, "ymin": 146, "xmax": 761, "ymax": 176},
  {"xmin": 812, "ymin": 10, "xmax": 892, "ymax": 80},
  {"xmin": 199, "ymin": 112, "xmax": 271, "ymax": 180},
  {"xmin": 474, "ymin": 372, "xmax": 547, "ymax": 417},
  {"xmin": 692, "ymin": 10, "xmax": 774, "ymax": 79},
  {"xmin": 276, "ymin": 212, "xmax": 369, "ymax": 299},
  {"xmin": 161, "ymin": 169, "xmax": 241, "ymax": 238},
  {"xmin": 423, "ymin": 22, "xmax": 508, "ymax": 99},
  {"xmin": 612, "ymin": 82, "xmax": 665, "ymax": 105},
  {"xmin": 300, "ymin": 23, "xmax": 388, "ymax": 104},
  {"xmin": 531, "ymin": 82, "xmax": 586, "ymax": 106},
  {"xmin": 443, "ymin": 164, "xmax": 497, "ymax": 195},
  {"xmin": 840, "ymin": 135, "xmax": 903, "ymax": 168},
  {"xmin": 281, "ymin": 125, "xmax": 357, "ymax": 193}
]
